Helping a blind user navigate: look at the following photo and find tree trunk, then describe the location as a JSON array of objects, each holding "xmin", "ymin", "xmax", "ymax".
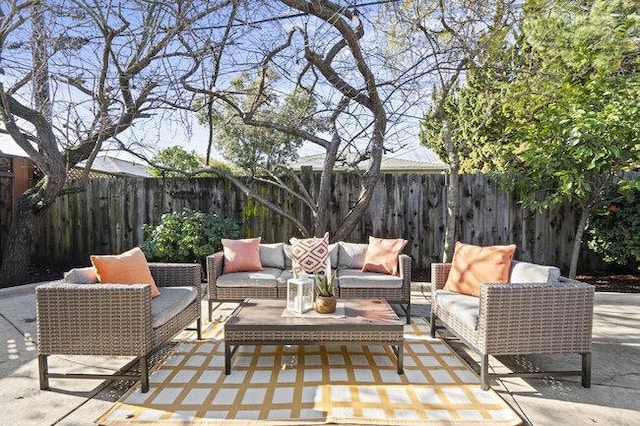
[
  {"xmin": 313, "ymin": 139, "xmax": 340, "ymax": 236},
  {"xmin": 0, "ymin": 194, "xmax": 41, "ymax": 287},
  {"xmin": 442, "ymin": 115, "xmax": 459, "ymax": 263},
  {"xmin": 570, "ymin": 204, "xmax": 591, "ymax": 279}
]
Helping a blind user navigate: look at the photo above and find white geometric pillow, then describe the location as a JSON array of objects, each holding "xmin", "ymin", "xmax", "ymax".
[{"xmin": 290, "ymin": 232, "xmax": 330, "ymax": 273}]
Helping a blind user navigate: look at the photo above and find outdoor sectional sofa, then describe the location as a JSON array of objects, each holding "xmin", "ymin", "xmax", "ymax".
[
  {"xmin": 430, "ymin": 260, "xmax": 594, "ymax": 390},
  {"xmin": 207, "ymin": 241, "xmax": 412, "ymax": 323}
]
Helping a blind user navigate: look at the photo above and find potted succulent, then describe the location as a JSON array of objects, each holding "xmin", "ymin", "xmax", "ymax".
[{"xmin": 314, "ymin": 269, "xmax": 337, "ymax": 313}]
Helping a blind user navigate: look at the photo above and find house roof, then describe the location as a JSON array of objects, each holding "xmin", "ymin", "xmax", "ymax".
[
  {"xmin": 76, "ymin": 155, "xmax": 151, "ymax": 178},
  {"xmin": 0, "ymin": 134, "xmax": 30, "ymax": 158},
  {"xmin": 289, "ymin": 152, "xmax": 447, "ymax": 173}
]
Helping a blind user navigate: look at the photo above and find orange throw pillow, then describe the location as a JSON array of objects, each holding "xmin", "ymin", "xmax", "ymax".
[
  {"xmin": 222, "ymin": 237, "xmax": 263, "ymax": 273},
  {"xmin": 90, "ymin": 247, "xmax": 160, "ymax": 297},
  {"xmin": 445, "ymin": 242, "xmax": 516, "ymax": 297},
  {"xmin": 362, "ymin": 236, "xmax": 408, "ymax": 276}
]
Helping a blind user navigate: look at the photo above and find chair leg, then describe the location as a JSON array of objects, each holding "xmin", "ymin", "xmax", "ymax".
[
  {"xmin": 481, "ymin": 354, "xmax": 490, "ymax": 391},
  {"xmin": 140, "ymin": 356, "xmax": 149, "ymax": 393},
  {"xmin": 38, "ymin": 355, "xmax": 49, "ymax": 390},
  {"xmin": 406, "ymin": 303, "xmax": 411, "ymax": 324},
  {"xmin": 196, "ymin": 318, "xmax": 202, "ymax": 340},
  {"xmin": 582, "ymin": 352, "xmax": 591, "ymax": 388},
  {"xmin": 208, "ymin": 299, "xmax": 213, "ymax": 322},
  {"xmin": 429, "ymin": 311, "xmax": 437, "ymax": 338}
]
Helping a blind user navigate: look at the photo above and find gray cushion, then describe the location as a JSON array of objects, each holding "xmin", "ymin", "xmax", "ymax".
[
  {"xmin": 277, "ymin": 269, "xmax": 294, "ymax": 288},
  {"xmin": 337, "ymin": 269, "xmax": 403, "ymax": 289},
  {"xmin": 283, "ymin": 244, "xmax": 293, "ymax": 268},
  {"xmin": 434, "ymin": 289, "xmax": 480, "ymax": 330},
  {"xmin": 328, "ymin": 243, "xmax": 339, "ymax": 270},
  {"xmin": 63, "ymin": 267, "xmax": 98, "ymax": 284},
  {"xmin": 337, "ymin": 242, "xmax": 369, "ymax": 269},
  {"xmin": 216, "ymin": 267, "xmax": 281, "ymax": 288},
  {"xmin": 260, "ymin": 243, "xmax": 285, "ymax": 269},
  {"xmin": 510, "ymin": 260, "xmax": 561, "ymax": 283},
  {"xmin": 151, "ymin": 286, "xmax": 198, "ymax": 329}
]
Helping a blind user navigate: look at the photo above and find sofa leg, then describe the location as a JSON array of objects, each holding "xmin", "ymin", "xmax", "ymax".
[
  {"xmin": 140, "ymin": 356, "xmax": 149, "ymax": 393},
  {"xmin": 38, "ymin": 355, "xmax": 49, "ymax": 390},
  {"xmin": 196, "ymin": 318, "xmax": 202, "ymax": 340},
  {"xmin": 582, "ymin": 352, "xmax": 591, "ymax": 388},
  {"xmin": 481, "ymin": 354, "xmax": 490, "ymax": 391},
  {"xmin": 429, "ymin": 311, "xmax": 437, "ymax": 338}
]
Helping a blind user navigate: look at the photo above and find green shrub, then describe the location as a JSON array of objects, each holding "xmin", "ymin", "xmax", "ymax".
[
  {"xmin": 141, "ymin": 209, "xmax": 241, "ymax": 266},
  {"xmin": 587, "ymin": 181, "xmax": 640, "ymax": 270}
]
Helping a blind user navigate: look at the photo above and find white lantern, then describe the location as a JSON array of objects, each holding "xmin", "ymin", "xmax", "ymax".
[{"xmin": 287, "ymin": 275, "xmax": 314, "ymax": 314}]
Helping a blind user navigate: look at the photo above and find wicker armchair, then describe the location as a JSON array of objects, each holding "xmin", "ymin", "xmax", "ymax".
[
  {"xmin": 36, "ymin": 263, "xmax": 202, "ymax": 393},
  {"xmin": 430, "ymin": 262, "xmax": 594, "ymax": 390}
]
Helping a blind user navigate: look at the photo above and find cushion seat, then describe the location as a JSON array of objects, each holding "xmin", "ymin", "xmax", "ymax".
[
  {"xmin": 151, "ymin": 286, "xmax": 199, "ymax": 329},
  {"xmin": 215, "ymin": 267, "xmax": 281, "ymax": 288},
  {"xmin": 432, "ymin": 289, "xmax": 480, "ymax": 330},
  {"xmin": 337, "ymin": 269, "xmax": 403, "ymax": 289}
]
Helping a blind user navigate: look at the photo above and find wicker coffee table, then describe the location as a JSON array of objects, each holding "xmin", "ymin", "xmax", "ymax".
[{"xmin": 224, "ymin": 298, "xmax": 404, "ymax": 374}]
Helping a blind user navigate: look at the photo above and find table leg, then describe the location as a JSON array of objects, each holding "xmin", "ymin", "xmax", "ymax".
[
  {"xmin": 225, "ymin": 341, "xmax": 231, "ymax": 375},
  {"xmin": 397, "ymin": 342, "xmax": 404, "ymax": 374}
]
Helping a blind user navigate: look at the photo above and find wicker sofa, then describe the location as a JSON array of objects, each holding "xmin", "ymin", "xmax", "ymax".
[
  {"xmin": 430, "ymin": 260, "xmax": 594, "ymax": 390},
  {"xmin": 207, "ymin": 242, "xmax": 412, "ymax": 323},
  {"xmin": 36, "ymin": 263, "xmax": 201, "ymax": 393}
]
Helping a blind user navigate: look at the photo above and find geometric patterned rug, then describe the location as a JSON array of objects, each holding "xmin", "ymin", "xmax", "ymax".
[{"xmin": 96, "ymin": 317, "xmax": 521, "ymax": 425}]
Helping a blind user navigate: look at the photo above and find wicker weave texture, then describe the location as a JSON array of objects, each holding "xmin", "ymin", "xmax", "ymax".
[
  {"xmin": 37, "ymin": 282, "xmax": 153, "ymax": 356},
  {"xmin": 226, "ymin": 330, "xmax": 403, "ymax": 342}
]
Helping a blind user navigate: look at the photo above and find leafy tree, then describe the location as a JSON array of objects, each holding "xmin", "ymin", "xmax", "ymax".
[
  {"xmin": 198, "ymin": 70, "xmax": 324, "ymax": 174},
  {"xmin": 474, "ymin": 0, "xmax": 639, "ymax": 277},
  {"xmin": 587, "ymin": 181, "xmax": 640, "ymax": 270},
  {"xmin": 150, "ymin": 146, "xmax": 204, "ymax": 177}
]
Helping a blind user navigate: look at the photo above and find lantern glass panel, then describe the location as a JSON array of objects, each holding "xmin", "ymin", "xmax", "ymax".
[{"xmin": 287, "ymin": 276, "xmax": 314, "ymax": 314}]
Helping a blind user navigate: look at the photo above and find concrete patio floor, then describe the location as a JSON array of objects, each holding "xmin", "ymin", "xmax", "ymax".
[{"xmin": 0, "ymin": 282, "xmax": 638, "ymax": 425}]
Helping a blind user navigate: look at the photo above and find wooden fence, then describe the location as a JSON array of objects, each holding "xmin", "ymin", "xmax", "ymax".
[
  {"xmin": 29, "ymin": 173, "xmax": 602, "ymax": 274},
  {"xmin": 0, "ymin": 175, "xmax": 12, "ymax": 256}
]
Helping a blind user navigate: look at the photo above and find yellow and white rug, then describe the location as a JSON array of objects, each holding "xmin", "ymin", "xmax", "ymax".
[{"xmin": 97, "ymin": 318, "xmax": 521, "ymax": 425}]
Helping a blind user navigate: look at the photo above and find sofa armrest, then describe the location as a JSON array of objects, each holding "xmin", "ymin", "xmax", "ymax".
[
  {"xmin": 399, "ymin": 254, "xmax": 412, "ymax": 287},
  {"xmin": 36, "ymin": 281, "xmax": 153, "ymax": 356},
  {"xmin": 477, "ymin": 279, "xmax": 594, "ymax": 354},
  {"xmin": 431, "ymin": 263, "xmax": 452, "ymax": 292},
  {"xmin": 206, "ymin": 252, "xmax": 225, "ymax": 299},
  {"xmin": 149, "ymin": 263, "xmax": 201, "ymax": 298}
]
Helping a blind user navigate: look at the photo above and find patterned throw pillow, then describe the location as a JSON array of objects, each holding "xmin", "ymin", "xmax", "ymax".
[{"xmin": 290, "ymin": 232, "xmax": 330, "ymax": 273}]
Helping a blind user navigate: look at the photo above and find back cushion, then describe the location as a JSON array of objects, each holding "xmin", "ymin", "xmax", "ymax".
[
  {"xmin": 445, "ymin": 242, "xmax": 516, "ymax": 297},
  {"xmin": 509, "ymin": 260, "xmax": 561, "ymax": 283},
  {"xmin": 222, "ymin": 237, "xmax": 263, "ymax": 274},
  {"xmin": 63, "ymin": 267, "xmax": 98, "ymax": 284},
  {"xmin": 338, "ymin": 242, "xmax": 369, "ymax": 269},
  {"xmin": 259, "ymin": 243, "xmax": 285, "ymax": 269},
  {"xmin": 90, "ymin": 247, "xmax": 160, "ymax": 297}
]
